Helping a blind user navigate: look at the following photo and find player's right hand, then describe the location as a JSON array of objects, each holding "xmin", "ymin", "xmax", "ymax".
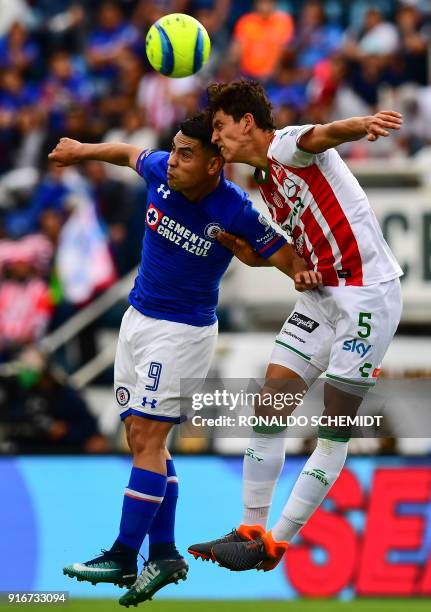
[
  {"xmin": 294, "ymin": 270, "xmax": 322, "ymax": 292},
  {"xmin": 365, "ymin": 110, "xmax": 403, "ymax": 142},
  {"xmin": 48, "ymin": 137, "xmax": 83, "ymax": 166}
]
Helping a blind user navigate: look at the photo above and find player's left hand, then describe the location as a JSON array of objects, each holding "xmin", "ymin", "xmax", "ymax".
[
  {"xmin": 365, "ymin": 110, "xmax": 403, "ymax": 142},
  {"xmin": 294, "ymin": 270, "xmax": 322, "ymax": 292}
]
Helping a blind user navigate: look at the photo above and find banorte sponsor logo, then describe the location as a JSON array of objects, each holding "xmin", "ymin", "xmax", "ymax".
[{"xmin": 271, "ymin": 190, "xmax": 284, "ymax": 209}]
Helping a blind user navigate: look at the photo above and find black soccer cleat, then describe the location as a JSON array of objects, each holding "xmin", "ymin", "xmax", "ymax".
[
  {"xmin": 119, "ymin": 557, "xmax": 188, "ymax": 607},
  {"xmin": 211, "ymin": 531, "xmax": 288, "ymax": 572},
  {"xmin": 188, "ymin": 524, "xmax": 265, "ymax": 562},
  {"xmin": 63, "ymin": 549, "xmax": 137, "ymax": 587}
]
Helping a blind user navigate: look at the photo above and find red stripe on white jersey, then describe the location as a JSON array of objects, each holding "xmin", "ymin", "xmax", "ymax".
[
  {"xmin": 285, "ymin": 164, "xmax": 364, "ymax": 285},
  {"xmin": 292, "ymin": 225, "xmax": 312, "ymax": 267},
  {"xmin": 257, "ymin": 171, "xmax": 290, "ymax": 226},
  {"xmin": 300, "ymin": 207, "xmax": 339, "ymax": 285}
]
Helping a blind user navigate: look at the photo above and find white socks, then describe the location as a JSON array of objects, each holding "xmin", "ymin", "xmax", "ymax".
[
  {"xmin": 272, "ymin": 438, "xmax": 348, "ymax": 542},
  {"xmin": 242, "ymin": 429, "xmax": 286, "ymax": 528}
]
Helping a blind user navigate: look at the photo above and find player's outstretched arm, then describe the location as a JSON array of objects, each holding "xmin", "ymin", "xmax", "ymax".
[
  {"xmin": 298, "ymin": 111, "xmax": 403, "ymax": 154},
  {"xmin": 48, "ymin": 138, "xmax": 142, "ymax": 169}
]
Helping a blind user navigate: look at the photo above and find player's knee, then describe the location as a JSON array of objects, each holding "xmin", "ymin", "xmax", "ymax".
[
  {"xmin": 323, "ymin": 381, "xmax": 364, "ymax": 416},
  {"xmin": 255, "ymin": 382, "xmax": 303, "ymax": 418}
]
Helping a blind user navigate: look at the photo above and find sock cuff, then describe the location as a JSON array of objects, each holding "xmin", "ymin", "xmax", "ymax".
[
  {"xmin": 266, "ymin": 529, "xmax": 289, "ymax": 550},
  {"xmin": 316, "ymin": 437, "xmax": 349, "ymax": 457},
  {"xmin": 128, "ymin": 467, "xmax": 167, "ymax": 498},
  {"xmin": 166, "ymin": 459, "xmax": 177, "ymax": 479}
]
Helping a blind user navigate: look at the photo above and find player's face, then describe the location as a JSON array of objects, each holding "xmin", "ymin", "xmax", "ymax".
[
  {"xmin": 212, "ymin": 110, "xmax": 245, "ymax": 162},
  {"xmin": 167, "ymin": 132, "xmax": 216, "ymax": 191}
]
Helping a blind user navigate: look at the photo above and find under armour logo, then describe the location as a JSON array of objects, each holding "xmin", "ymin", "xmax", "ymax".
[
  {"xmin": 157, "ymin": 184, "xmax": 171, "ymax": 199},
  {"xmin": 142, "ymin": 397, "xmax": 158, "ymax": 409}
]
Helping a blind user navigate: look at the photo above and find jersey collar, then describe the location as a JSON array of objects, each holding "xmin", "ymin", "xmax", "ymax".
[
  {"xmin": 253, "ymin": 133, "xmax": 275, "ymax": 185},
  {"xmin": 253, "ymin": 164, "xmax": 270, "ymax": 185}
]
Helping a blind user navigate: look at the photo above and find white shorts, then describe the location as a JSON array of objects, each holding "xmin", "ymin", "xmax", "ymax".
[
  {"xmin": 270, "ymin": 279, "xmax": 402, "ymax": 393},
  {"xmin": 114, "ymin": 306, "xmax": 218, "ymax": 423}
]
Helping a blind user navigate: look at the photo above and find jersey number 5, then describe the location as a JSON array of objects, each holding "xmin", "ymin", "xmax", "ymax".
[{"xmin": 358, "ymin": 312, "xmax": 372, "ymax": 338}]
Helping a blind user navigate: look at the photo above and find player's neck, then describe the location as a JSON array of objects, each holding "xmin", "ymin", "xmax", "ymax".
[
  {"xmin": 240, "ymin": 130, "xmax": 274, "ymax": 170},
  {"xmin": 181, "ymin": 176, "xmax": 220, "ymax": 202}
]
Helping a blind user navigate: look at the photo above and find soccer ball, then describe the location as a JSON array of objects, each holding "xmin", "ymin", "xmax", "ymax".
[{"xmin": 146, "ymin": 13, "xmax": 211, "ymax": 78}]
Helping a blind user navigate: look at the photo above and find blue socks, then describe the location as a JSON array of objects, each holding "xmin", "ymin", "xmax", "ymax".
[
  {"xmin": 149, "ymin": 459, "xmax": 181, "ymax": 560},
  {"xmin": 114, "ymin": 466, "xmax": 167, "ymax": 554}
]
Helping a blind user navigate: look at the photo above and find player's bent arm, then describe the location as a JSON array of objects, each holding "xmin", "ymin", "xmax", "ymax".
[
  {"xmin": 48, "ymin": 138, "xmax": 142, "ymax": 169},
  {"xmin": 216, "ymin": 231, "xmax": 271, "ymax": 267},
  {"xmin": 268, "ymin": 244, "xmax": 305, "ymax": 276},
  {"xmin": 298, "ymin": 111, "xmax": 403, "ymax": 154},
  {"xmin": 268, "ymin": 245, "xmax": 322, "ymax": 291},
  {"xmin": 217, "ymin": 232, "xmax": 321, "ymax": 290}
]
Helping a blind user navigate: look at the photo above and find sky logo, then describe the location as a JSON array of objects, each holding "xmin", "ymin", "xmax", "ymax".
[{"xmin": 343, "ymin": 338, "xmax": 372, "ymax": 357}]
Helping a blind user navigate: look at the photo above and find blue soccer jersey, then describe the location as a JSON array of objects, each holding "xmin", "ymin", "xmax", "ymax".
[{"xmin": 129, "ymin": 150, "xmax": 286, "ymax": 326}]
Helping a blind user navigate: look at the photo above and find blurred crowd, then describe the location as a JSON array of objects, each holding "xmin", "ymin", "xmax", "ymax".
[{"xmin": 0, "ymin": 0, "xmax": 430, "ymax": 453}]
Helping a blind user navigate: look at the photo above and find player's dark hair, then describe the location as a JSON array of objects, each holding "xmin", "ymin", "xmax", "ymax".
[
  {"xmin": 180, "ymin": 112, "xmax": 220, "ymax": 155},
  {"xmin": 207, "ymin": 80, "xmax": 276, "ymax": 131}
]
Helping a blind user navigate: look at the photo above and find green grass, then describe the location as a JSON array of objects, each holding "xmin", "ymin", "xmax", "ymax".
[{"xmin": 1, "ymin": 600, "xmax": 431, "ymax": 612}]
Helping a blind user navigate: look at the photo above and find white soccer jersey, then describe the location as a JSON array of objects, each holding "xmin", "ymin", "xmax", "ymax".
[{"xmin": 254, "ymin": 126, "xmax": 403, "ymax": 286}]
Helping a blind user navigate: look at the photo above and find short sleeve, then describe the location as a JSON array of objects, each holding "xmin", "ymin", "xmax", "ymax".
[
  {"xmin": 270, "ymin": 125, "xmax": 316, "ymax": 168},
  {"xmin": 229, "ymin": 200, "xmax": 286, "ymax": 259},
  {"xmin": 135, "ymin": 149, "xmax": 166, "ymax": 182}
]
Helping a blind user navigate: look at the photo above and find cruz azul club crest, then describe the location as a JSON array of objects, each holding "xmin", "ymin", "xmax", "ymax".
[
  {"xmin": 116, "ymin": 386, "xmax": 130, "ymax": 406},
  {"xmin": 204, "ymin": 223, "xmax": 224, "ymax": 241},
  {"xmin": 146, "ymin": 204, "xmax": 163, "ymax": 230}
]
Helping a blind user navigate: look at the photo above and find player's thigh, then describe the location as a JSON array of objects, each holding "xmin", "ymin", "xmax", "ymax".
[
  {"xmin": 322, "ymin": 281, "xmax": 401, "ymax": 437},
  {"xmin": 114, "ymin": 307, "xmax": 138, "ymax": 418},
  {"xmin": 132, "ymin": 317, "xmax": 218, "ymax": 423},
  {"xmin": 326, "ymin": 279, "xmax": 402, "ymax": 394},
  {"xmin": 270, "ymin": 290, "xmax": 332, "ymax": 388}
]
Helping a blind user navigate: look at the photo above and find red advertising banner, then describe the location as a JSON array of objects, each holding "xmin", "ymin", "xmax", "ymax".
[{"xmin": 285, "ymin": 468, "xmax": 431, "ymax": 597}]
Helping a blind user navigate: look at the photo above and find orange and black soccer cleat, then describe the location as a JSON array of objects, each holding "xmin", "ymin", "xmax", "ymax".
[
  {"xmin": 188, "ymin": 524, "xmax": 265, "ymax": 562},
  {"xmin": 211, "ymin": 530, "xmax": 288, "ymax": 572}
]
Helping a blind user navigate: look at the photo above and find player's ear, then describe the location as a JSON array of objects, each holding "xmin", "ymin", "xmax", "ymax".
[
  {"xmin": 207, "ymin": 154, "xmax": 224, "ymax": 176},
  {"xmin": 242, "ymin": 113, "xmax": 255, "ymax": 134}
]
